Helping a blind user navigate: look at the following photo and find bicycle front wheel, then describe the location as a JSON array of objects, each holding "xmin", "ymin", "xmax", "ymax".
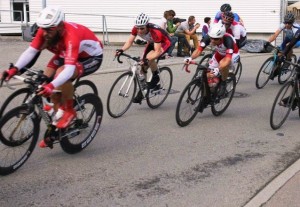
[
  {"xmin": 0, "ymin": 87, "xmax": 31, "ymax": 118},
  {"xmin": 175, "ymin": 78, "xmax": 203, "ymax": 127},
  {"xmin": 0, "ymin": 105, "xmax": 39, "ymax": 175},
  {"xmin": 256, "ymin": 57, "xmax": 274, "ymax": 89},
  {"xmin": 146, "ymin": 67, "xmax": 173, "ymax": 109},
  {"xmin": 74, "ymin": 79, "xmax": 98, "ymax": 96},
  {"xmin": 278, "ymin": 54, "xmax": 297, "ymax": 84},
  {"xmin": 60, "ymin": 94, "xmax": 103, "ymax": 154},
  {"xmin": 107, "ymin": 71, "xmax": 137, "ymax": 118},
  {"xmin": 211, "ymin": 73, "xmax": 236, "ymax": 116},
  {"xmin": 270, "ymin": 81, "xmax": 295, "ymax": 130}
]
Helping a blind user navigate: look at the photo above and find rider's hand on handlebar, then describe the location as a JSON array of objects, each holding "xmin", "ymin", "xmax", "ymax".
[
  {"xmin": 184, "ymin": 57, "xmax": 192, "ymax": 64},
  {"xmin": 279, "ymin": 55, "xmax": 286, "ymax": 63},
  {"xmin": 1, "ymin": 67, "xmax": 18, "ymax": 81},
  {"xmin": 115, "ymin": 49, "xmax": 124, "ymax": 57},
  {"xmin": 36, "ymin": 83, "xmax": 55, "ymax": 97},
  {"xmin": 210, "ymin": 68, "xmax": 220, "ymax": 77},
  {"xmin": 139, "ymin": 58, "xmax": 149, "ymax": 66}
]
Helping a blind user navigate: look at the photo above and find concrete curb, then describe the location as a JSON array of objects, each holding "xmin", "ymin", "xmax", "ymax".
[{"xmin": 243, "ymin": 158, "xmax": 300, "ymax": 207}]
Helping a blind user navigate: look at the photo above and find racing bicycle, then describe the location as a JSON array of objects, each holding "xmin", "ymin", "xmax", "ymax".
[
  {"xmin": 0, "ymin": 66, "xmax": 98, "ymax": 118},
  {"xmin": 107, "ymin": 53, "xmax": 173, "ymax": 118},
  {"xmin": 0, "ymin": 69, "xmax": 103, "ymax": 175},
  {"xmin": 270, "ymin": 60, "xmax": 300, "ymax": 130},
  {"xmin": 176, "ymin": 61, "xmax": 236, "ymax": 127},
  {"xmin": 256, "ymin": 44, "xmax": 297, "ymax": 89}
]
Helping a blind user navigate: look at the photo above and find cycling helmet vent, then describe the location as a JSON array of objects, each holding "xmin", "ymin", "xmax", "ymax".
[
  {"xmin": 222, "ymin": 11, "xmax": 234, "ymax": 23},
  {"xmin": 284, "ymin": 13, "xmax": 295, "ymax": 23},
  {"xmin": 135, "ymin": 13, "xmax": 150, "ymax": 26},
  {"xmin": 208, "ymin": 23, "xmax": 226, "ymax": 38},
  {"xmin": 36, "ymin": 6, "xmax": 64, "ymax": 28},
  {"xmin": 220, "ymin": 3, "xmax": 232, "ymax": 12}
]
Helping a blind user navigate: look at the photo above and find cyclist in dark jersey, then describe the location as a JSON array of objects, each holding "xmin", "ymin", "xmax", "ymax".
[{"xmin": 116, "ymin": 12, "xmax": 171, "ymax": 103}]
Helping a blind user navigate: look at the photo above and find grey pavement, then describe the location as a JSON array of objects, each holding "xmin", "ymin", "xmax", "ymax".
[{"xmin": 1, "ymin": 37, "xmax": 300, "ymax": 206}]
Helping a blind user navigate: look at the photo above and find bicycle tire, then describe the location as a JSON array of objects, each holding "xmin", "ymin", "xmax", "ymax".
[
  {"xmin": 74, "ymin": 79, "xmax": 98, "ymax": 96},
  {"xmin": 256, "ymin": 56, "xmax": 274, "ymax": 89},
  {"xmin": 175, "ymin": 78, "xmax": 203, "ymax": 127},
  {"xmin": 270, "ymin": 81, "xmax": 295, "ymax": 130},
  {"xmin": 107, "ymin": 71, "xmax": 137, "ymax": 118},
  {"xmin": 233, "ymin": 61, "xmax": 242, "ymax": 84},
  {"xmin": 0, "ymin": 87, "xmax": 31, "ymax": 118},
  {"xmin": 192, "ymin": 54, "xmax": 212, "ymax": 80},
  {"xmin": 0, "ymin": 105, "xmax": 39, "ymax": 175},
  {"xmin": 211, "ymin": 73, "xmax": 236, "ymax": 116},
  {"xmin": 0, "ymin": 80, "xmax": 97, "ymax": 119},
  {"xmin": 146, "ymin": 67, "xmax": 173, "ymax": 109},
  {"xmin": 278, "ymin": 54, "xmax": 297, "ymax": 84},
  {"xmin": 60, "ymin": 93, "xmax": 103, "ymax": 154}
]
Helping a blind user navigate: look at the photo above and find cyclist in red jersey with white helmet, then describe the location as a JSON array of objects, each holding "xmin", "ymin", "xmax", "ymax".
[
  {"xmin": 116, "ymin": 12, "xmax": 171, "ymax": 103},
  {"xmin": 221, "ymin": 11, "xmax": 247, "ymax": 49},
  {"xmin": 184, "ymin": 23, "xmax": 240, "ymax": 96},
  {"xmin": 0, "ymin": 6, "xmax": 103, "ymax": 148}
]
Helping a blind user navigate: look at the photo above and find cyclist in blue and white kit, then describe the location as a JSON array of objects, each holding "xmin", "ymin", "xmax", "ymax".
[
  {"xmin": 214, "ymin": 3, "xmax": 244, "ymax": 26},
  {"xmin": 268, "ymin": 13, "xmax": 300, "ymax": 51}
]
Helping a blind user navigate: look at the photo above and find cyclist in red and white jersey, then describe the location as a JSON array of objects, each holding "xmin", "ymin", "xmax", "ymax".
[
  {"xmin": 184, "ymin": 23, "xmax": 240, "ymax": 95},
  {"xmin": 116, "ymin": 12, "xmax": 171, "ymax": 103},
  {"xmin": 1, "ymin": 6, "xmax": 103, "ymax": 148},
  {"xmin": 221, "ymin": 11, "xmax": 247, "ymax": 49}
]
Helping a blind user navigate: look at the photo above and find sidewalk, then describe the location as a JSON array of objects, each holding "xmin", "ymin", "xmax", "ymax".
[{"xmin": 244, "ymin": 158, "xmax": 300, "ymax": 207}]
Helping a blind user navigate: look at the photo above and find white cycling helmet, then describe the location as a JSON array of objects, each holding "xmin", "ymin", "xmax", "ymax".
[
  {"xmin": 135, "ymin": 13, "xmax": 150, "ymax": 27},
  {"xmin": 36, "ymin": 6, "xmax": 64, "ymax": 28},
  {"xmin": 208, "ymin": 23, "xmax": 226, "ymax": 38}
]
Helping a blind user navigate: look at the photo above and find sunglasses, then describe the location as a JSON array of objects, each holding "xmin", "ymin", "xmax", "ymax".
[
  {"xmin": 284, "ymin": 22, "xmax": 293, "ymax": 25},
  {"xmin": 136, "ymin": 27, "xmax": 146, "ymax": 31},
  {"xmin": 210, "ymin": 37, "xmax": 221, "ymax": 41},
  {"xmin": 42, "ymin": 27, "xmax": 57, "ymax": 32}
]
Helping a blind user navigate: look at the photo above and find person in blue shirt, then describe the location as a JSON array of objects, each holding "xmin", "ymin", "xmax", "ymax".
[
  {"xmin": 214, "ymin": 3, "xmax": 244, "ymax": 26},
  {"xmin": 202, "ymin": 17, "xmax": 211, "ymax": 38}
]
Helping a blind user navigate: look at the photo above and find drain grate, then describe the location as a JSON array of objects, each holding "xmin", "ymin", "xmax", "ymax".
[{"xmin": 233, "ymin": 91, "xmax": 249, "ymax": 98}]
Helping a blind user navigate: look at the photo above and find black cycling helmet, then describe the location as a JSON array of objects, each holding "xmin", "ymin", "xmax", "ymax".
[
  {"xmin": 222, "ymin": 11, "xmax": 234, "ymax": 23},
  {"xmin": 284, "ymin": 13, "xmax": 295, "ymax": 24},
  {"xmin": 220, "ymin": 3, "xmax": 232, "ymax": 12}
]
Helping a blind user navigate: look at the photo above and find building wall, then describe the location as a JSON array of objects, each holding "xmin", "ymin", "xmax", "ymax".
[{"xmin": 0, "ymin": 0, "xmax": 289, "ymax": 45}]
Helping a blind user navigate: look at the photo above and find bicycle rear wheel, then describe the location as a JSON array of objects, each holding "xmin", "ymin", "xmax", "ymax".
[
  {"xmin": 232, "ymin": 61, "xmax": 242, "ymax": 84},
  {"xmin": 0, "ymin": 87, "xmax": 31, "ymax": 118},
  {"xmin": 146, "ymin": 67, "xmax": 173, "ymax": 109},
  {"xmin": 278, "ymin": 54, "xmax": 297, "ymax": 84},
  {"xmin": 175, "ymin": 78, "xmax": 203, "ymax": 127},
  {"xmin": 270, "ymin": 81, "xmax": 295, "ymax": 130},
  {"xmin": 0, "ymin": 105, "xmax": 39, "ymax": 175},
  {"xmin": 211, "ymin": 73, "xmax": 236, "ymax": 116},
  {"xmin": 256, "ymin": 57, "xmax": 274, "ymax": 89},
  {"xmin": 107, "ymin": 71, "xmax": 137, "ymax": 118},
  {"xmin": 60, "ymin": 94, "xmax": 103, "ymax": 154},
  {"xmin": 74, "ymin": 79, "xmax": 98, "ymax": 96}
]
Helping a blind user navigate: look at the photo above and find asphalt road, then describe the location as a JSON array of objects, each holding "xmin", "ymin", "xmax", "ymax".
[{"xmin": 0, "ymin": 38, "xmax": 300, "ymax": 207}]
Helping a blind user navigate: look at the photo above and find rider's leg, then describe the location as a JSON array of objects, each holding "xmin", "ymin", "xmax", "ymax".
[{"xmin": 54, "ymin": 66, "xmax": 79, "ymax": 129}]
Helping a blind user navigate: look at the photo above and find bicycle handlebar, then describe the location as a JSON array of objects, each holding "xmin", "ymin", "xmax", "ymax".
[
  {"xmin": 114, "ymin": 53, "xmax": 141, "ymax": 64},
  {"xmin": 182, "ymin": 60, "xmax": 198, "ymax": 73}
]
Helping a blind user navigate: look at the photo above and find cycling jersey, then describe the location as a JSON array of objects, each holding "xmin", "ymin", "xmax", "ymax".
[
  {"xmin": 278, "ymin": 22, "xmax": 300, "ymax": 38},
  {"xmin": 14, "ymin": 22, "xmax": 103, "ymax": 88},
  {"xmin": 32, "ymin": 22, "xmax": 103, "ymax": 65},
  {"xmin": 198, "ymin": 33, "xmax": 240, "ymax": 69},
  {"xmin": 131, "ymin": 23, "xmax": 171, "ymax": 52},
  {"xmin": 224, "ymin": 21, "xmax": 247, "ymax": 48}
]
